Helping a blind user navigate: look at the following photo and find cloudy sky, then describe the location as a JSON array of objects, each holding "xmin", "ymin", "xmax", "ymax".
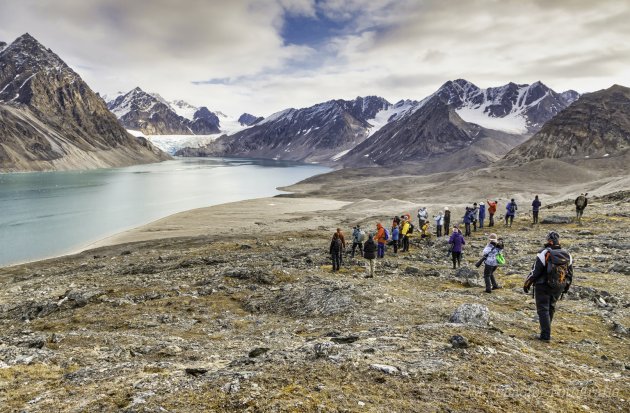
[{"xmin": 1, "ymin": 0, "xmax": 629, "ymax": 117}]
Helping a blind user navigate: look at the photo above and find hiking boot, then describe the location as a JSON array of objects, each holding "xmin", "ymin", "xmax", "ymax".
[
  {"xmin": 485, "ymin": 289, "xmax": 492, "ymax": 293},
  {"xmin": 492, "ymin": 286, "xmax": 502, "ymax": 290},
  {"xmin": 534, "ymin": 334, "xmax": 551, "ymax": 342}
]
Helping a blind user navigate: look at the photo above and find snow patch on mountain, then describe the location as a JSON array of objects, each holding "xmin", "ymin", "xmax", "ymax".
[
  {"xmin": 147, "ymin": 134, "xmax": 220, "ymax": 155},
  {"xmin": 455, "ymin": 107, "xmax": 528, "ymax": 134},
  {"xmin": 169, "ymin": 100, "xmax": 198, "ymax": 120},
  {"xmin": 366, "ymin": 99, "xmax": 419, "ymax": 137}
]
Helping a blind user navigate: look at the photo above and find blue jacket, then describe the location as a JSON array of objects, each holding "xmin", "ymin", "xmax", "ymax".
[
  {"xmin": 506, "ymin": 202, "xmax": 517, "ymax": 216},
  {"xmin": 391, "ymin": 226, "xmax": 400, "ymax": 241},
  {"xmin": 532, "ymin": 199, "xmax": 541, "ymax": 212},
  {"xmin": 479, "ymin": 205, "xmax": 486, "ymax": 219},
  {"xmin": 463, "ymin": 210, "xmax": 472, "ymax": 224},
  {"xmin": 449, "ymin": 232, "xmax": 466, "ymax": 253}
]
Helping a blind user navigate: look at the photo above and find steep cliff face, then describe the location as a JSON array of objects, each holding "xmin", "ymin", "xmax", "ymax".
[
  {"xmin": 504, "ymin": 85, "xmax": 630, "ymax": 162},
  {"xmin": 0, "ymin": 33, "xmax": 169, "ymax": 172}
]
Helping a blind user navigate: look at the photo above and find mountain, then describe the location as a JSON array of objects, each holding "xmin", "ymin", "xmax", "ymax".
[
  {"xmin": 107, "ymin": 88, "xmax": 220, "ymax": 135},
  {"xmin": 238, "ymin": 113, "xmax": 263, "ymax": 126},
  {"xmin": 177, "ymin": 96, "xmax": 391, "ymax": 163},
  {"xmin": 0, "ymin": 41, "xmax": 7, "ymax": 53},
  {"xmin": 436, "ymin": 79, "xmax": 579, "ymax": 133},
  {"xmin": 0, "ymin": 33, "xmax": 168, "ymax": 172},
  {"xmin": 340, "ymin": 94, "xmax": 527, "ymax": 171},
  {"xmin": 504, "ymin": 84, "xmax": 630, "ymax": 162}
]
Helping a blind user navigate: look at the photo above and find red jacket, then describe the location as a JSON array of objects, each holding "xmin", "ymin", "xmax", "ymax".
[
  {"xmin": 375, "ymin": 223, "xmax": 386, "ymax": 244},
  {"xmin": 487, "ymin": 201, "xmax": 497, "ymax": 214}
]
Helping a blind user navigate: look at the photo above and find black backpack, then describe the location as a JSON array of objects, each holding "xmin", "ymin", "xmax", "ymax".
[
  {"xmin": 545, "ymin": 248, "xmax": 570, "ymax": 289},
  {"xmin": 408, "ymin": 223, "xmax": 414, "ymax": 234}
]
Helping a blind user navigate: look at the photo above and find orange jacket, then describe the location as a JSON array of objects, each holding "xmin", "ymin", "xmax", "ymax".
[
  {"xmin": 487, "ymin": 200, "xmax": 497, "ymax": 214},
  {"xmin": 375, "ymin": 223, "xmax": 386, "ymax": 244}
]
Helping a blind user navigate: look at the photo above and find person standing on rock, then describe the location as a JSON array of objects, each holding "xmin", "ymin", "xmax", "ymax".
[
  {"xmin": 479, "ymin": 233, "xmax": 503, "ymax": 293},
  {"xmin": 363, "ymin": 234, "xmax": 377, "ymax": 278},
  {"xmin": 375, "ymin": 223, "xmax": 386, "ymax": 258},
  {"xmin": 532, "ymin": 195, "xmax": 542, "ymax": 224},
  {"xmin": 471, "ymin": 203, "xmax": 479, "ymax": 232},
  {"xmin": 434, "ymin": 211, "xmax": 444, "ymax": 237},
  {"xmin": 448, "ymin": 226, "xmax": 465, "ymax": 269},
  {"xmin": 523, "ymin": 231, "xmax": 573, "ymax": 342},
  {"xmin": 575, "ymin": 193, "xmax": 588, "ymax": 224},
  {"xmin": 417, "ymin": 207, "xmax": 428, "ymax": 230},
  {"xmin": 330, "ymin": 232, "xmax": 343, "ymax": 272},
  {"xmin": 444, "ymin": 207, "xmax": 451, "ymax": 236},
  {"xmin": 479, "ymin": 202, "xmax": 486, "ymax": 229},
  {"xmin": 487, "ymin": 199, "xmax": 498, "ymax": 227},
  {"xmin": 463, "ymin": 207, "xmax": 473, "ymax": 236},
  {"xmin": 351, "ymin": 225, "xmax": 364, "ymax": 258},
  {"xmin": 400, "ymin": 217, "xmax": 411, "ymax": 252},
  {"xmin": 505, "ymin": 199, "xmax": 517, "ymax": 227}
]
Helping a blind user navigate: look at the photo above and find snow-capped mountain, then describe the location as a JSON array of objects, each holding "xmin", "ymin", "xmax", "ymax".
[
  {"xmin": 435, "ymin": 79, "xmax": 579, "ymax": 133},
  {"xmin": 238, "ymin": 113, "xmax": 263, "ymax": 126},
  {"xmin": 176, "ymin": 96, "xmax": 391, "ymax": 162},
  {"xmin": 0, "ymin": 33, "xmax": 168, "ymax": 172}
]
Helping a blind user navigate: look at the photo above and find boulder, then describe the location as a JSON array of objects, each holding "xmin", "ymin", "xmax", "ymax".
[
  {"xmin": 454, "ymin": 267, "xmax": 478, "ymax": 279},
  {"xmin": 450, "ymin": 335, "xmax": 469, "ymax": 349},
  {"xmin": 541, "ymin": 216, "xmax": 572, "ymax": 224},
  {"xmin": 449, "ymin": 303, "xmax": 490, "ymax": 326}
]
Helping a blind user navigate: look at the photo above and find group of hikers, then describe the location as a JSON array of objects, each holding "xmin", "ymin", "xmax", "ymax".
[{"xmin": 328, "ymin": 193, "xmax": 585, "ymax": 342}]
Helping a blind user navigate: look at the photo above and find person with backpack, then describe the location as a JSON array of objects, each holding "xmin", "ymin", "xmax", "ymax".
[
  {"xmin": 505, "ymin": 199, "xmax": 517, "ymax": 227},
  {"xmin": 463, "ymin": 207, "xmax": 472, "ymax": 236},
  {"xmin": 478, "ymin": 202, "xmax": 486, "ymax": 229},
  {"xmin": 336, "ymin": 228, "xmax": 346, "ymax": 264},
  {"xmin": 434, "ymin": 211, "xmax": 444, "ymax": 237},
  {"xmin": 487, "ymin": 199, "xmax": 498, "ymax": 227},
  {"xmin": 351, "ymin": 225, "xmax": 364, "ymax": 258},
  {"xmin": 523, "ymin": 231, "xmax": 573, "ymax": 342},
  {"xmin": 363, "ymin": 234, "xmax": 377, "ymax": 278},
  {"xmin": 532, "ymin": 195, "xmax": 542, "ymax": 224},
  {"xmin": 417, "ymin": 207, "xmax": 428, "ymax": 229},
  {"xmin": 390, "ymin": 223, "xmax": 400, "ymax": 254},
  {"xmin": 329, "ymin": 232, "xmax": 343, "ymax": 272},
  {"xmin": 448, "ymin": 226, "xmax": 465, "ymax": 269},
  {"xmin": 478, "ymin": 233, "xmax": 504, "ymax": 293},
  {"xmin": 400, "ymin": 217, "xmax": 412, "ymax": 252},
  {"xmin": 471, "ymin": 203, "xmax": 479, "ymax": 232},
  {"xmin": 575, "ymin": 193, "xmax": 588, "ymax": 224},
  {"xmin": 444, "ymin": 207, "xmax": 451, "ymax": 236},
  {"xmin": 375, "ymin": 223, "xmax": 387, "ymax": 258}
]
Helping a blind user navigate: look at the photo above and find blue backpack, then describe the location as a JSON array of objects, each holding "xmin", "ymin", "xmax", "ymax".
[{"xmin": 384, "ymin": 228, "xmax": 390, "ymax": 240}]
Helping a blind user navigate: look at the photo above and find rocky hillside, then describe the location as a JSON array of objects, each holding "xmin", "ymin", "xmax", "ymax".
[
  {"xmin": 504, "ymin": 84, "xmax": 630, "ymax": 162},
  {"xmin": 0, "ymin": 194, "xmax": 627, "ymax": 412},
  {"xmin": 107, "ymin": 88, "xmax": 221, "ymax": 135},
  {"xmin": 176, "ymin": 96, "xmax": 391, "ymax": 163},
  {"xmin": 0, "ymin": 33, "xmax": 169, "ymax": 172}
]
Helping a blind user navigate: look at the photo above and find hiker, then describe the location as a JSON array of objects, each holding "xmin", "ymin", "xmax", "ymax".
[
  {"xmin": 375, "ymin": 223, "xmax": 386, "ymax": 258},
  {"xmin": 390, "ymin": 223, "xmax": 400, "ymax": 254},
  {"xmin": 463, "ymin": 207, "xmax": 472, "ymax": 236},
  {"xmin": 575, "ymin": 193, "xmax": 588, "ymax": 223},
  {"xmin": 420, "ymin": 221, "xmax": 430, "ymax": 239},
  {"xmin": 487, "ymin": 199, "xmax": 498, "ymax": 227},
  {"xmin": 351, "ymin": 225, "xmax": 364, "ymax": 258},
  {"xmin": 479, "ymin": 202, "xmax": 486, "ymax": 229},
  {"xmin": 400, "ymin": 216, "xmax": 412, "ymax": 252},
  {"xmin": 363, "ymin": 234, "xmax": 377, "ymax": 278},
  {"xmin": 336, "ymin": 227, "xmax": 347, "ymax": 265},
  {"xmin": 471, "ymin": 203, "xmax": 479, "ymax": 232},
  {"xmin": 329, "ymin": 232, "xmax": 342, "ymax": 272},
  {"xmin": 434, "ymin": 211, "xmax": 444, "ymax": 237},
  {"xmin": 505, "ymin": 198, "xmax": 517, "ymax": 227},
  {"xmin": 479, "ymin": 233, "xmax": 504, "ymax": 293},
  {"xmin": 448, "ymin": 226, "xmax": 465, "ymax": 269},
  {"xmin": 444, "ymin": 207, "xmax": 451, "ymax": 235},
  {"xmin": 532, "ymin": 195, "xmax": 542, "ymax": 224},
  {"xmin": 523, "ymin": 231, "xmax": 573, "ymax": 342},
  {"xmin": 417, "ymin": 207, "xmax": 428, "ymax": 229}
]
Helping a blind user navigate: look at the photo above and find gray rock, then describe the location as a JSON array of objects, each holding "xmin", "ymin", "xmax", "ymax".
[
  {"xmin": 609, "ymin": 263, "xmax": 630, "ymax": 275},
  {"xmin": 330, "ymin": 335, "xmax": 359, "ymax": 344},
  {"xmin": 541, "ymin": 216, "xmax": 572, "ymax": 224},
  {"xmin": 185, "ymin": 368, "xmax": 208, "ymax": 376},
  {"xmin": 450, "ymin": 335, "xmax": 469, "ymax": 348},
  {"xmin": 313, "ymin": 341, "xmax": 337, "ymax": 358},
  {"xmin": 454, "ymin": 267, "xmax": 478, "ymax": 279},
  {"xmin": 369, "ymin": 364, "xmax": 400, "ymax": 375},
  {"xmin": 612, "ymin": 322, "xmax": 628, "ymax": 336},
  {"xmin": 450, "ymin": 303, "xmax": 490, "ymax": 326},
  {"xmin": 248, "ymin": 347, "xmax": 270, "ymax": 358}
]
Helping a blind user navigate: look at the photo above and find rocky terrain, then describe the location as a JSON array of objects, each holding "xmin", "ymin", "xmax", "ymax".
[
  {"xmin": 0, "ymin": 34, "xmax": 169, "ymax": 172},
  {"xmin": 1, "ymin": 193, "xmax": 628, "ymax": 412}
]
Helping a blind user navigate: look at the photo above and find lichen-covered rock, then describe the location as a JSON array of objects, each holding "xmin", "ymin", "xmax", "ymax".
[{"xmin": 449, "ymin": 303, "xmax": 490, "ymax": 326}]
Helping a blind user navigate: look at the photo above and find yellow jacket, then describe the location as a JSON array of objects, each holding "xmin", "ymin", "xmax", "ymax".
[{"xmin": 401, "ymin": 221, "xmax": 411, "ymax": 236}]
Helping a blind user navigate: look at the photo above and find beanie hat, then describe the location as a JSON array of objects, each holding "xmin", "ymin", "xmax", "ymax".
[{"xmin": 489, "ymin": 233, "xmax": 498, "ymax": 242}]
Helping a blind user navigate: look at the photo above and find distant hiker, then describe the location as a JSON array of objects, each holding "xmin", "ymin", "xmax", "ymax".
[
  {"xmin": 575, "ymin": 193, "xmax": 588, "ymax": 224},
  {"xmin": 390, "ymin": 223, "xmax": 400, "ymax": 254},
  {"xmin": 417, "ymin": 207, "xmax": 428, "ymax": 229},
  {"xmin": 336, "ymin": 227, "xmax": 347, "ymax": 265},
  {"xmin": 330, "ymin": 232, "xmax": 342, "ymax": 272},
  {"xmin": 471, "ymin": 203, "xmax": 479, "ymax": 232},
  {"xmin": 351, "ymin": 225, "xmax": 364, "ymax": 258},
  {"xmin": 434, "ymin": 212, "xmax": 444, "ymax": 237},
  {"xmin": 400, "ymin": 217, "xmax": 412, "ymax": 252},
  {"xmin": 523, "ymin": 231, "xmax": 573, "ymax": 342},
  {"xmin": 375, "ymin": 223, "xmax": 387, "ymax": 258},
  {"xmin": 448, "ymin": 226, "xmax": 465, "ymax": 269},
  {"xmin": 463, "ymin": 207, "xmax": 472, "ymax": 236},
  {"xmin": 392, "ymin": 215, "xmax": 401, "ymax": 228},
  {"xmin": 487, "ymin": 199, "xmax": 498, "ymax": 227},
  {"xmin": 444, "ymin": 207, "xmax": 451, "ymax": 236},
  {"xmin": 532, "ymin": 195, "xmax": 542, "ymax": 224},
  {"xmin": 477, "ymin": 233, "xmax": 504, "ymax": 293},
  {"xmin": 420, "ymin": 222, "xmax": 430, "ymax": 239},
  {"xmin": 505, "ymin": 198, "xmax": 517, "ymax": 227},
  {"xmin": 363, "ymin": 234, "xmax": 377, "ymax": 278},
  {"xmin": 479, "ymin": 202, "xmax": 486, "ymax": 229}
]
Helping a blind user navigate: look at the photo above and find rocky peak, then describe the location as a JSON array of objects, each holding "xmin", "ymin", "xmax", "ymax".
[
  {"xmin": 560, "ymin": 90, "xmax": 580, "ymax": 105},
  {"xmin": 0, "ymin": 41, "xmax": 7, "ymax": 53},
  {"xmin": 238, "ymin": 113, "xmax": 262, "ymax": 126}
]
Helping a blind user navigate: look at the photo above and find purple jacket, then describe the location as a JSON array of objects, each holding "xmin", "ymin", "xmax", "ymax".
[{"xmin": 449, "ymin": 232, "xmax": 466, "ymax": 253}]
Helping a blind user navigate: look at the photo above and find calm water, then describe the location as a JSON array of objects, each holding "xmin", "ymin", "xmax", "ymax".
[{"xmin": 0, "ymin": 157, "xmax": 329, "ymax": 267}]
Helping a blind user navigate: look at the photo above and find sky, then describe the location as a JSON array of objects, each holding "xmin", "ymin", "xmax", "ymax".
[{"xmin": 1, "ymin": 0, "xmax": 629, "ymax": 117}]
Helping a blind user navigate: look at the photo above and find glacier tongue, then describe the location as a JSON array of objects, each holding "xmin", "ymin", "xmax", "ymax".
[{"xmin": 455, "ymin": 107, "xmax": 528, "ymax": 134}]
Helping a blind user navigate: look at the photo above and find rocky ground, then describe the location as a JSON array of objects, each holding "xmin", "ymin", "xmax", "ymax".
[{"xmin": 0, "ymin": 194, "xmax": 629, "ymax": 412}]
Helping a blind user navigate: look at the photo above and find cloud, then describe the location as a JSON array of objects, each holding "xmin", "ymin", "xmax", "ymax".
[{"xmin": 0, "ymin": 0, "xmax": 629, "ymax": 116}]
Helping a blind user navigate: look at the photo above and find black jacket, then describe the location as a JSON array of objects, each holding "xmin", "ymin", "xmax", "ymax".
[
  {"xmin": 527, "ymin": 245, "xmax": 573, "ymax": 291},
  {"xmin": 363, "ymin": 239, "xmax": 377, "ymax": 259},
  {"xmin": 330, "ymin": 238, "xmax": 342, "ymax": 255}
]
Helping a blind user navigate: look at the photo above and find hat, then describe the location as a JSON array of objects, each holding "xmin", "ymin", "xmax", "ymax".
[
  {"xmin": 444, "ymin": 206, "xmax": 449, "ymax": 211},
  {"xmin": 489, "ymin": 233, "xmax": 498, "ymax": 242},
  {"xmin": 547, "ymin": 231, "xmax": 560, "ymax": 245}
]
